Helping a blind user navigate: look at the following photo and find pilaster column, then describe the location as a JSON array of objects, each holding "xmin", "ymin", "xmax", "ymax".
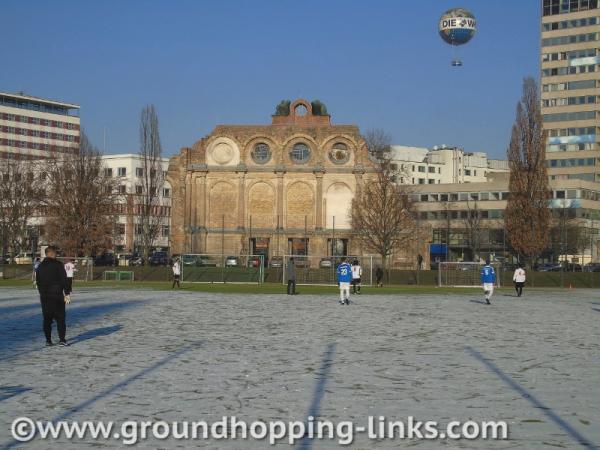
[
  {"xmin": 315, "ymin": 171, "xmax": 324, "ymax": 230},
  {"xmin": 237, "ymin": 171, "xmax": 246, "ymax": 229},
  {"xmin": 276, "ymin": 170, "xmax": 285, "ymax": 229}
]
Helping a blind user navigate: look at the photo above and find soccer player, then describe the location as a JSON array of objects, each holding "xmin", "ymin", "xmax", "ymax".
[
  {"xmin": 337, "ymin": 257, "xmax": 352, "ymax": 305},
  {"xmin": 513, "ymin": 263, "xmax": 526, "ymax": 297},
  {"xmin": 375, "ymin": 266, "xmax": 384, "ymax": 287},
  {"xmin": 480, "ymin": 258, "xmax": 496, "ymax": 305},
  {"xmin": 351, "ymin": 259, "xmax": 362, "ymax": 294},
  {"xmin": 32, "ymin": 257, "xmax": 41, "ymax": 288},
  {"xmin": 286, "ymin": 258, "xmax": 296, "ymax": 295},
  {"xmin": 36, "ymin": 246, "xmax": 71, "ymax": 346},
  {"xmin": 172, "ymin": 257, "xmax": 181, "ymax": 289},
  {"xmin": 64, "ymin": 259, "xmax": 76, "ymax": 293}
]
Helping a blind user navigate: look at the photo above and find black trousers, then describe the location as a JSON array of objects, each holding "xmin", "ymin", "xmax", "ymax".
[
  {"xmin": 287, "ymin": 280, "xmax": 296, "ymax": 295},
  {"xmin": 515, "ymin": 282, "xmax": 525, "ymax": 296},
  {"xmin": 40, "ymin": 295, "xmax": 66, "ymax": 342},
  {"xmin": 66, "ymin": 277, "xmax": 73, "ymax": 293}
]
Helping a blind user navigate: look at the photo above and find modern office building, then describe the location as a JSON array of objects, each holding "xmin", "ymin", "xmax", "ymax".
[
  {"xmin": 411, "ymin": 172, "xmax": 600, "ymax": 266},
  {"xmin": 389, "ymin": 145, "xmax": 508, "ymax": 185},
  {"xmin": 541, "ymin": 0, "xmax": 600, "ymax": 181},
  {"xmin": 101, "ymin": 154, "xmax": 172, "ymax": 254},
  {"xmin": 0, "ymin": 91, "xmax": 80, "ymax": 159}
]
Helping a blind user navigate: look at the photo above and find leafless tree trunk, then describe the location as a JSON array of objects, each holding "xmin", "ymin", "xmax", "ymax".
[
  {"xmin": 0, "ymin": 158, "xmax": 45, "ymax": 261},
  {"xmin": 137, "ymin": 105, "xmax": 165, "ymax": 262},
  {"xmin": 351, "ymin": 130, "xmax": 417, "ymax": 275},
  {"xmin": 463, "ymin": 199, "xmax": 482, "ymax": 262},
  {"xmin": 505, "ymin": 77, "xmax": 551, "ymax": 268},
  {"xmin": 43, "ymin": 133, "xmax": 117, "ymax": 256}
]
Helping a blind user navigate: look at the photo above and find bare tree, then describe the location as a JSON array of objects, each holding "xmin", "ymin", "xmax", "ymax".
[
  {"xmin": 505, "ymin": 77, "xmax": 551, "ymax": 266},
  {"xmin": 137, "ymin": 105, "xmax": 165, "ymax": 262},
  {"xmin": 351, "ymin": 130, "xmax": 417, "ymax": 272},
  {"xmin": 43, "ymin": 133, "xmax": 117, "ymax": 256},
  {"xmin": 463, "ymin": 199, "xmax": 482, "ymax": 262},
  {"xmin": 0, "ymin": 158, "xmax": 45, "ymax": 261}
]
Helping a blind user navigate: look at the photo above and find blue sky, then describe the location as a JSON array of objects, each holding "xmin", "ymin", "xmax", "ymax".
[{"xmin": 0, "ymin": 0, "xmax": 540, "ymax": 158}]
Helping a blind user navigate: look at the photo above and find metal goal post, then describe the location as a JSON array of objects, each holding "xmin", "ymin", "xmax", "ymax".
[
  {"xmin": 179, "ymin": 254, "xmax": 264, "ymax": 284},
  {"xmin": 437, "ymin": 262, "xmax": 501, "ymax": 288},
  {"xmin": 282, "ymin": 255, "xmax": 375, "ymax": 286}
]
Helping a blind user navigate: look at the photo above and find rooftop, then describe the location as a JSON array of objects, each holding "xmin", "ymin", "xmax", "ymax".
[{"xmin": 0, "ymin": 91, "xmax": 79, "ymax": 110}]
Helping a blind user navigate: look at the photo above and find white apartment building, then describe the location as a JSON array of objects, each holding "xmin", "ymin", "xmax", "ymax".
[
  {"xmin": 0, "ymin": 91, "xmax": 80, "ymax": 159},
  {"xmin": 102, "ymin": 154, "xmax": 172, "ymax": 254},
  {"xmin": 389, "ymin": 145, "xmax": 509, "ymax": 185}
]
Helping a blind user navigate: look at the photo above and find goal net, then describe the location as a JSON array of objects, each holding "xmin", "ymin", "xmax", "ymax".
[
  {"xmin": 56, "ymin": 257, "xmax": 94, "ymax": 281},
  {"xmin": 180, "ymin": 254, "xmax": 264, "ymax": 284},
  {"xmin": 281, "ymin": 255, "xmax": 375, "ymax": 285},
  {"xmin": 437, "ymin": 262, "xmax": 501, "ymax": 288},
  {"xmin": 104, "ymin": 271, "xmax": 134, "ymax": 282}
]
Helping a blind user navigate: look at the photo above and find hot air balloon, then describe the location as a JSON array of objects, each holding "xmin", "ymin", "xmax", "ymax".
[{"xmin": 438, "ymin": 8, "xmax": 477, "ymax": 66}]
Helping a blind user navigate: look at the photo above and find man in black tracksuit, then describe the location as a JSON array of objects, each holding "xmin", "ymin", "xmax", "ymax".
[{"xmin": 36, "ymin": 246, "xmax": 71, "ymax": 346}]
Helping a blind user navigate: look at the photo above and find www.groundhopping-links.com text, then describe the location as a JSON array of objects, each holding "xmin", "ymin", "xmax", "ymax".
[{"xmin": 11, "ymin": 415, "xmax": 509, "ymax": 445}]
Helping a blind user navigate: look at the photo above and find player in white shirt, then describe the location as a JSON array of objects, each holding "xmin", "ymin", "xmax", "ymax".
[
  {"xmin": 64, "ymin": 259, "xmax": 76, "ymax": 293},
  {"xmin": 351, "ymin": 260, "xmax": 362, "ymax": 294},
  {"xmin": 172, "ymin": 257, "xmax": 181, "ymax": 289},
  {"xmin": 512, "ymin": 263, "xmax": 526, "ymax": 297}
]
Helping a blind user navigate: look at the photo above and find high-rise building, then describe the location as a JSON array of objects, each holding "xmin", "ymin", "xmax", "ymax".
[
  {"xmin": 541, "ymin": 0, "xmax": 600, "ymax": 182},
  {"xmin": 0, "ymin": 91, "xmax": 80, "ymax": 159}
]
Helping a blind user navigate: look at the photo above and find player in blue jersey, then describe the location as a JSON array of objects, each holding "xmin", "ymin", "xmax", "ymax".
[
  {"xmin": 336, "ymin": 257, "xmax": 353, "ymax": 305},
  {"xmin": 480, "ymin": 257, "xmax": 496, "ymax": 305}
]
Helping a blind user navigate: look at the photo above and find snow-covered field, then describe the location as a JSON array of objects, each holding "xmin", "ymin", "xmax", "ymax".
[{"xmin": 1, "ymin": 287, "xmax": 598, "ymax": 449}]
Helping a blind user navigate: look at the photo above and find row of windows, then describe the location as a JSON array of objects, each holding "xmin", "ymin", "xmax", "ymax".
[
  {"xmin": 542, "ymin": 32, "xmax": 598, "ymax": 47},
  {"xmin": 543, "ymin": 0, "xmax": 599, "ymax": 16},
  {"xmin": 547, "ymin": 126, "xmax": 596, "ymax": 136},
  {"xmin": 0, "ymin": 125, "xmax": 79, "ymax": 142},
  {"xmin": 104, "ymin": 167, "xmax": 161, "ymax": 178},
  {"xmin": 414, "ymin": 188, "xmax": 600, "ymax": 203},
  {"xmin": 547, "ymin": 157, "xmax": 597, "ymax": 167},
  {"xmin": 0, "ymin": 95, "xmax": 77, "ymax": 116},
  {"xmin": 247, "ymin": 142, "xmax": 351, "ymax": 165},
  {"xmin": 114, "ymin": 224, "xmax": 170, "ymax": 237},
  {"xmin": 112, "ymin": 184, "xmax": 171, "ymax": 197},
  {"xmin": 542, "ymin": 64, "xmax": 596, "ymax": 77},
  {"xmin": 0, "ymin": 112, "xmax": 79, "ymax": 130},
  {"xmin": 542, "ymin": 47, "xmax": 596, "ymax": 61},
  {"xmin": 417, "ymin": 210, "xmax": 505, "ymax": 221},
  {"xmin": 112, "ymin": 204, "xmax": 171, "ymax": 217},
  {"xmin": 543, "ymin": 110, "xmax": 597, "ymax": 122},
  {"xmin": 543, "ymin": 95, "xmax": 597, "ymax": 107},
  {"xmin": 543, "ymin": 16, "xmax": 598, "ymax": 30},
  {"xmin": 542, "ymin": 79, "xmax": 597, "ymax": 91},
  {"xmin": 547, "ymin": 142, "xmax": 596, "ymax": 152},
  {"xmin": 0, "ymin": 138, "xmax": 77, "ymax": 153}
]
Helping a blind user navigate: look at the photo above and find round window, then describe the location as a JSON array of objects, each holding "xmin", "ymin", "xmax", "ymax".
[
  {"xmin": 328, "ymin": 143, "xmax": 349, "ymax": 164},
  {"xmin": 251, "ymin": 143, "xmax": 271, "ymax": 164},
  {"xmin": 290, "ymin": 143, "xmax": 311, "ymax": 164}
]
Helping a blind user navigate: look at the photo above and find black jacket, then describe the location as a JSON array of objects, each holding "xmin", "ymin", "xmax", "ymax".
[{"xmin": 36, "ymin": 258, "xmax": 70, "ymax": 296}]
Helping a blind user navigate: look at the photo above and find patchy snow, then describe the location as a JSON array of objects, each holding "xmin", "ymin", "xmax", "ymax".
[{"xmin": 0, "ymin": 287, "xmax": 598, "ymax": 449}]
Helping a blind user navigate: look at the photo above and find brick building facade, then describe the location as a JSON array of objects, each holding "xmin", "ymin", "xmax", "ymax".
[{"xmin": 167, "ymin": 99, "xmax": 377, "ymax": 261}]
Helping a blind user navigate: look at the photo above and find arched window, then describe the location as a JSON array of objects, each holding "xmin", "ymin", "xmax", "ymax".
[
  {"xmin": 290, "ymin": 143, "xmax": 311, "ymax": 164},
  {"xmin": 328, "ymin": 142, "xmax": 350, "ymax": 164},
  {"xmin": 251, "ymin": 143, "xmax": 271, "ymax": 164}
]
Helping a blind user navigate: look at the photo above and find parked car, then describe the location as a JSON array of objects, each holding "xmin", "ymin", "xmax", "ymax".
[
  {"xmin": 149, "ymin": 251, "xmax": 169, "ymax": 266},
  {"xmin": 565, "ymin": 263, "xmax": 583, "ymax": 272},
  {"xmin": 247, "ymin": 256, "xmax": 261, "ymax": 268},
  {"xmin": 225, "ymin": 256, "xmax": 239, "ymax": 267},
  {"xmin": 319, "ymin": 258, "xmax": 334, "ymax": 268},
  {"xmin": 197, "ymin": 257, "xmax": 217, "ymax": 267},
  {"xmin": 181, "ymin": 254, "xmax": 198, "ymax": 266},
  {"xmin": 536, "ymin": 263, "xmax": 561, "ymax": 272},
  {"xmin": 294, "ymin": 258, "xmax": 310, "ymax": 268},
  {"xmin": 94, "ymin": 253, "xmax": 116, "ymax": 266},
  {"xmin": 14, "ymin": 252, "xmax": 35, "ymax": 265},
  {"xmin": 269, "ymin": 256, "xmax": 283, "ymax": 268},
  {"xmin": 584, "ymin": 262, "xmax": 600, "ymax": 272}
]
